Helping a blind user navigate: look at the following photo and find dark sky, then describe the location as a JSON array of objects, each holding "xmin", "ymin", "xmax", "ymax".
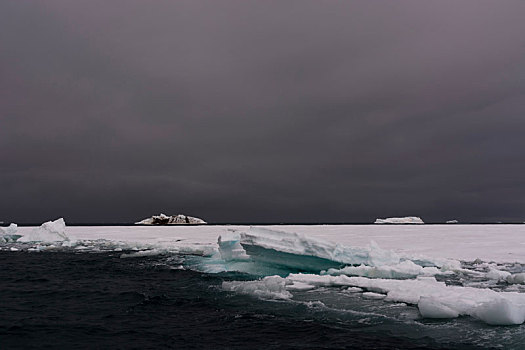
[{"xmin": 1, "ymin": 1, "xmax": 525, "ymax": 224}]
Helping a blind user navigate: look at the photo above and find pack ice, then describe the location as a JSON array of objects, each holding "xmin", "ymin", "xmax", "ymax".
[
  {"xmin": 217, "ymin": 227, "xmax": 525, "ymax": 326},
  {"xmin": 4, "ymin": 221, "xmax": 525, "ymax": 326}
]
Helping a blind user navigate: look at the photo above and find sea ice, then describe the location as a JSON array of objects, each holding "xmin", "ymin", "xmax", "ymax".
[
  {"xmin": 284, "ymin": 274, "xmax": 525, "ymax": 325},
  {"xmin": 507, "ymin": 273, "xmax": 525, "ymax": 284},
  {"xmin": 374, "ymin": 216, "xmax": 424, "ymax": 224},
  {"xmin": 473, "ymin": 298, "xmax": 525, "ymax": 325},
  {"xmin": 486, "ymin": 267, "xmax": 511, "ymax": 281},
  {"xmin": 362, "ymin": 292, "xmax": 386, "ymax": 300},
  {"xmin": 324, "ymin": 260, "xmax": 441, "ymax": 279},
  {"xmin": 235, "ymin": 227, "xmax": 400, "ymax": 268},
  {"xmin": 0, "ymin": 223, "xmax": 20, "ymax": 243},
  {"xmin": 17, "ymin": 218, "xmax": 69, "ymax": 243},
  {"xmin": 218, "ymin": 232, "xmax": 250, "ymax": 261},
  {"xmin": 222, "ymin": 276, "xmax": 292, "ymax": 300},
  {"xmin": 7, "ymin": 223, "xmax": 525, "ymax": 327},
  {"xmin": 418, "ymin": 297, "xmax": 459, "ymax": 318}
]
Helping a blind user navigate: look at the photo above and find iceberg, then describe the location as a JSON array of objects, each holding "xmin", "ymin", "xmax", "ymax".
[
  {"xmin": 374, "ymin": 216, "xmax": 424, "ymax": 224},
  {"xmin": 17, "ymin": 218, "xmax": 69, "ymax": 243},
  {"xmin": 135, "ymin": 213, "xmax": 206, "ymax": 225},
  {"xmin": 446, "ymin": 220, "xmax": 459, "ymax": 224}
]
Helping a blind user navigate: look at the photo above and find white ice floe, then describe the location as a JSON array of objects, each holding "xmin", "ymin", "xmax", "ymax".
[
  {"xmin": 222, "ymin": 276, "xmax": 292, "ymax": 300},
  {"xmin": 482, "ymin": 266, "xmax": 525, "ymax": 285},
  {"xmin": 1, "ymin": 223, "xmax": 18, "ymax": 235},
  {"xmin": 235, "ymin": 227, "xmax": 400, "ymax": 267},
  {"xmin": 135, "ymin": 213, "xmax": 206, "ymax": 225},
  {"xmin": 375, "ymin": 216, "xmax": 424, "ymax": 224},
  {"xmin": 485, "ymin": 267, "xmax": 512, "ymax": 281},
  {"xmin": 218, "ymin": 232, "xmax": 250, "ymax": 261},
  {"xmin": 17, "ymin": 218, "xmax": 69, "ymax": 243},
  {"xmin": 446, "ymin": 220, "xmax": 459, "ymax": 224},
  {"xmin": 284, "ymin": 274, "xmax": 525, "ymax": 325},
  {"xmin": 323, "ymin": 260, "xmax": 441, "ymax": 279},
  {"xmin": 507, "ymin": 273, "xmax": 525, "ymax": 284},
  {"xmin": 0, "ymin": 223, "xmax": 20, "ymax": 243},
  {"xmin": 362, "ymin": 292, "xmax": 386, "ymax": 300}
]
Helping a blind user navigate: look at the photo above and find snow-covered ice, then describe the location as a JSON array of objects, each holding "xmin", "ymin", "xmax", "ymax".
[
  {"xmin": 323, "ymin": 260, "xmax": 442, "ymax": 279},
  {"xmin": 11, "ymin": 224, "xmax": 524, "ymax": 264},
  {"xmin": 222, "ymin": 276, "xmax": 292, "ymax": 300},
  {"xmin": 283, "ymin": 273, "xmax": 525, "ymax": 325},
  {"xmin": 0, "ymin": 223, "xmax": 20, "ymax": 243},
  {"xmin": 17, "ymin": 218, "xmax": 69, "ymax": 243},
  {"xmin": 235, "ymin": 227, "xmax": 400, "ymax": 267}
]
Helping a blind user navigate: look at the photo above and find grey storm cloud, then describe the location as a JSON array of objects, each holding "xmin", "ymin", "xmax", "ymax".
[{"xmin": 1, "ymin": 0, "xmax": 525, "ymax": 223}]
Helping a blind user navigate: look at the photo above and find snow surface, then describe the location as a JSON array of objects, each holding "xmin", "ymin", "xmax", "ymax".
[{"xmin": 375, "ymin": 216, "xmax": 424, "ymax": 224}]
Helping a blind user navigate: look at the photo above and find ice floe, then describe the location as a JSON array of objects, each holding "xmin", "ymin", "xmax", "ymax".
[
  {"xmin": 234, "ymin": 227, "xmax": 400, "ymax": 268},
  {"xmin": 323, "ymin": 260, "xmax": 442, "ymax": 279},
  {"xmin": 17, "ymin": 218, "xmax": 69, "ymax": 243},
  {"xmin": 507, "ymin": 273, "xmax": 525, "ymax": 284},
  {"xmin": 0, "ymin": 223, "xmax": 20, "ymax": 243},
  {"xmin": 222, "ymin": 276, "xmax": 292, "ymax": 300},
  {"xmin": 283, "ymin": 274, "xmax": 525, "ymax": 325},
  {"xmin": 218, "ymin": 232, "xmax": 250, "ymax": 261}
]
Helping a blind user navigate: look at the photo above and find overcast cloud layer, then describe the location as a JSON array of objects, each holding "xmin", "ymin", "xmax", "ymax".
[{"xmin": 1, "ymin": 1, "xmax": 525, "ymax": 224}]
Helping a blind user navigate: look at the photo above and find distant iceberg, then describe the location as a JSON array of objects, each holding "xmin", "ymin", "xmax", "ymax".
[
  {"xmin": 446, "ymin": 220, "xmax": 459, "ymax": 224},
  {"xmin": 374, "ymin": 216, "xmax": 424, "ymax": 224},
  {"xmin": 135, "ymin": 213, "xmax": 206, "ymax": 225}
]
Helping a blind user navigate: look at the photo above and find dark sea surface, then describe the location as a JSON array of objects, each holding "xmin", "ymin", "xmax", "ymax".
[{"xmin": 0, "ymin": 251, "xmax": 510, "ymax": 350}]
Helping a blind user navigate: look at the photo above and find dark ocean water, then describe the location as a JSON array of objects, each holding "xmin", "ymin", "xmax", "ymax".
[{"xmin": 0, "ymin": 251, "xmax": 501, "ymax": 350}]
